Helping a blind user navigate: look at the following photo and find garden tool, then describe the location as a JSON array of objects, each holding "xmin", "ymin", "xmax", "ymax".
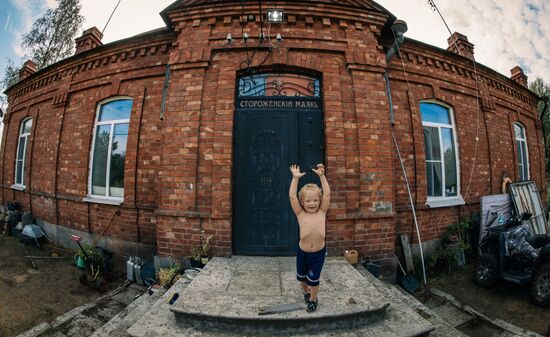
[{"xmin": 396, "ymin": 256, "xmax": 420, "ymax": 293}]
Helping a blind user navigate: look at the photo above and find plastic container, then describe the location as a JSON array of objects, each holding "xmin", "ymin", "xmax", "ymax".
[{"xmin": 344, "ymin": 250, "xmax": 358, "ymax": 265}]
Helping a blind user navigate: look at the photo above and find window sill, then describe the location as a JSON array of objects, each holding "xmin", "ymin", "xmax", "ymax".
[
  {"xmin": 11, "ymin": 184, "xmax": 26, "ymax": 191},
  {"xmin": 82, "ymin": 196, "xmax": 123, "ymax": 206},
  {"xmin": 426, "ymin": 196, "xmax": 465, "ymax": 208}
]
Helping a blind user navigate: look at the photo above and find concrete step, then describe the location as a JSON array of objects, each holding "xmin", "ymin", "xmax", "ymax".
[
  {"xmin": 127, "ymin": 257, "xmax": 434, "ymax": 337},
  {"xmin": 14, "ymin": 282, "xmax": 145, "ymax": 337},
  {"xmin": 90, "ymin": 287, "xmax": 165, "ymax": 337},
  {"xmin": 355, "ymin": 265, "xmax": 468, "ymax": 337}
]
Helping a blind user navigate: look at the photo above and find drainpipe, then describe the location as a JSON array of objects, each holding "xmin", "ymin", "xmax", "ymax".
[
  {"xmin": 540, "ymin": 95, "xmax": 550, "ymax": 175},
  {"xmin": 385, "ymin": 20, "xmax": 407, "ymax": 126},
  {"xmin": 160, "ymin": 64, "xmax": 171, "ymax": 121},
  {"xmin": 384, "ymin": 19, "xmax": 428, "ymax": 287}
]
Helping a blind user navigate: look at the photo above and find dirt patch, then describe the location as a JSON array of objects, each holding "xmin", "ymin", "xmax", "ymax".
[
  {"xmin": 425, "ymin": 263, "xmax": 550, "ymax": 335},
  {"xmin": 0, "ymin": 236, "xmax": 101, "ymax": 337}
]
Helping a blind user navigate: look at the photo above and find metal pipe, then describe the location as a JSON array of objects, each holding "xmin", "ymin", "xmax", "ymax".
[{"xmin": 160, "ymin": 65, "xmax": 171, "ymax": 120}]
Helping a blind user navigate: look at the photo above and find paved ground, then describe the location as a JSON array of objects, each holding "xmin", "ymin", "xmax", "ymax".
[
  {"xmin": 426, "ymin": 263, "xmax": 550, "ymax": 335},
  {"xmin": 0, "ymin": 236, "xmax": 101, "ymax": 337}
]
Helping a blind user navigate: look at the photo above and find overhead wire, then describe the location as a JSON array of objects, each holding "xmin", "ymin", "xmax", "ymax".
[
  {"xmin": 426, "ymin": 0, "xmax": 482, "ymax": 203},
  {"xmin": 386, "ymin": 0, "xmax": 485, "ymax": 285},
  {"xmin": 102, "ymin": 0, "xmax": 123, "ymax": 35}
]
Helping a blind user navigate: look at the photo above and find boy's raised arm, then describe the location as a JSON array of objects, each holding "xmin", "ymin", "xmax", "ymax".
[
  {"xmin": 313, "ymin": 164, "xmax": 331, "ymax": 212},
  {"xmin": 289, "ymin": 165, "xmax": 305, "ymax": 216}
]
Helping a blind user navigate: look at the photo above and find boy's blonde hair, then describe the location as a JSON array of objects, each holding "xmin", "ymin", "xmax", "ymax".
[{"xmin": 298, "ymin": 183, "xmax": 323, "ymax": 201}]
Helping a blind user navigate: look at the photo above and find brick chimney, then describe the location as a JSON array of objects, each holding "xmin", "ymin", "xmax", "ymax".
[
  {"xmin": 18, "ymin": 60, "xmax": 37, "ymax": 81},
  {"xmin": 510, "ymin": 66, "xmax": 528, "ymax": 87},
  {"xmin": 75, "ymin": 27, "xmax": 103, "ymax": 54},
  {"xmin": 447, "ymin": 32, "xmax": 474, "ymax": 60}
]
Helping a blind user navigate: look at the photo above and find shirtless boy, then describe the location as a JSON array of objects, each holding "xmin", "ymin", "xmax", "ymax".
[{"xmin": 289, "ymin": 163, "xmax": 330, "ymax": 312}]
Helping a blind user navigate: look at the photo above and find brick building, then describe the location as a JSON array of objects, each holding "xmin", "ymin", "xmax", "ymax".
[{"xmin": 1, "ymin": 0, "xmax": 545, "ymax": 266}]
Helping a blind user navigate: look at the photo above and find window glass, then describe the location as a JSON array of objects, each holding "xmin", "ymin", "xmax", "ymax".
[
  {"xmin": 22, "ymin": 119, "xmax": 32, "ymax": 133},
  {"xmin": 423, "ymin": 127, "xmax": 441, "ymax": 160},
  {"xmin": 442, "ymin": 128, "xmax": 457, "ymax": 197},
  {"xmin": 15, "ymin": 118, "xmax": 32, "ymax": 186},
  {"xmin": 421, "ymin": 102, "xmax": 458, "ymax": 198},
  {"xmin": 238, "ymin": 73, "xmax": 321, "ymax": 97},
  {"xmin": 109, "ymin": 123, "xmax": 128, "ymax": 197},
  {"xmin": 92, "ymin": 125, "xmax": 111, "ymax": 195},
  {"xmin": 420, "ymin": 102, "xmax": 451, "ymax": 125},
  {"xmin": 513, "ymin": 123, "xmax": 529, "ymax": 181},
  {"xmin": 90, "ymin": 99, "xmax": 132, "ymax": 198},
  {"xmin": 99, "ymin": 99, "xmax": 132, "ymax": 121}
]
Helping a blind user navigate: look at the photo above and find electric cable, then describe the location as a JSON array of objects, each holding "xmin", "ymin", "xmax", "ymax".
[
  {"xmin": 426, "ymin": 0, "xmax": 482, "ymax": 204},
  {"xmin": 102, "ymin": 0, "xmax": 123, "ymax": 35}
]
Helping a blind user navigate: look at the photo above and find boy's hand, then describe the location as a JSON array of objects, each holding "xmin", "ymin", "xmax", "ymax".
[
  {"xmin": 290, "ymin": 165, "xmax": 306, "ymax": 179},
  {"xmin": 312, "ymin": 163, "xmax": 325, "ymax": 176}
]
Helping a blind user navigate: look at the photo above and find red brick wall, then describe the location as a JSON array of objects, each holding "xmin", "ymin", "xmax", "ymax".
[{"xmin": 1, "ymin": 2, "xmax": 543, "ymax": 262}]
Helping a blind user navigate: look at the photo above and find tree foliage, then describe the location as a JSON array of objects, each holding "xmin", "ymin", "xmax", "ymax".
[
  {"xmin": 529, "ymin": 77, "xmax": 550, "ymax": 179},
  {"xmin": 1, "ymin": 0, "xmax": 83, "ymax": 99},
  {"xmin": 21, "ymin": 0, "xmax": 84, "ymax": 70}
]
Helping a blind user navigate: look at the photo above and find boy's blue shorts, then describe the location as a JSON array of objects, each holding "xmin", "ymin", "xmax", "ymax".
[{"xmin": 296, "ymin": 246, "xmax": 326, "ymax": 287}]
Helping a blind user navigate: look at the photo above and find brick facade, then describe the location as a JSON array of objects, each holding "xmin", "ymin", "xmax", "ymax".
[{"xmin": 1, "ymin": 0, "xmax": 545, "ymax": 264}]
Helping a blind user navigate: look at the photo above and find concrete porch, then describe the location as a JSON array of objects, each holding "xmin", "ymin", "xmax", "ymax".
[{"xmin": 127, "ymin": 256, "xmax": 434, "ymax": 336}]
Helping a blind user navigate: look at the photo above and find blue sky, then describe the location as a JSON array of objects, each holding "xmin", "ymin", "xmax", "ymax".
[{"xmin": 1, "ymin": 0, "xmax": 549, "ymax": 103}]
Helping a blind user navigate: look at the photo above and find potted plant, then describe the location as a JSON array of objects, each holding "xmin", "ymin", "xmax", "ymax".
[
  {"xmin": 74, "ymin": 244, "xmax": 104, "ymax": 275},
  {"xmin": 190, "ymin": 230, "xmax": 213, "ymax": 268}
]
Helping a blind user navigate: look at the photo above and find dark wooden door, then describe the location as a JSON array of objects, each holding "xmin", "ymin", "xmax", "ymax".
[{"xmin": 233, "ymin": 73, "xmax": 323, "ymax": 255}]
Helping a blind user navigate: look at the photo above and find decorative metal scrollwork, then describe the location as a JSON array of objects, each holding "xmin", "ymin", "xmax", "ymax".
[{"xmin": 239, "ymin": 73, "xmax": 320, "ymax": 97}]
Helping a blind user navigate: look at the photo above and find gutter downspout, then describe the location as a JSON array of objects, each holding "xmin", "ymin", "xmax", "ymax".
[
  {"xmin": 160, "ymin": 64, "xmax": 171, "ymax": 121},
  {"xmin": 384, "ymin": 21, "xmax": 428, "ymax": 286},
  {"xmin": 540, "ymin": 95, "xmax": 550, "ymax": 178}
]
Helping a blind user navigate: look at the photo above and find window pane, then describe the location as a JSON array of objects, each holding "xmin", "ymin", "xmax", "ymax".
[
  {"xmin": 420, "ymin": 102, "xmax": 451, "ymax": 124},
  {"xmin": 423, "ymin": 127, "xmax": 441, "ymax": 160},
  {"xmin": 92, "ymin": 125, "xmax": 111, "ymax": 195},
  {"xmin": 426, "ymin": 162, "xmax": 443, "ymax": 197},
  {"xmin": 16, "ymin": 160, "xmax": 23, "ymax": 185},
  {"xmin": 17, "ymin": 137, "xmax": 26, "ymax": 160},
  {"xmin": 442, "ymin": 128, "xmax": 457, "ymax": 196},
  {"xmin": 514, "ymin": 123, "xmax": 525, "ymax": 139},
  {"xmin": 521, "ymin": 142, "xmax": 529, "ymax": 180},
  {"xmin": 99, "ymin": 100, "xmax": 132, "ymax": 121},
  {"xmin": 109, "ymin": 123, "xmax": 128, "ymax": 197},
  {"xmin": 22, "ymin": 119, "xmax": 32, "ymax": 134}
]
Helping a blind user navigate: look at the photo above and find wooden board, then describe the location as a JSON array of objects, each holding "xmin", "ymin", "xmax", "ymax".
[
  {"xmin": 400, "ymin": 234, "xmax": 415, "ymax": 273},
  {"xmin": 258, "ymin": 302, "xmax": 303, "ymax": 315}
]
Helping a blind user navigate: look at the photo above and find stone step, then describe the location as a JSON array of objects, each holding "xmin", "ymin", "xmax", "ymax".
[
  {"xmin": 14, "ymin": 282, "xmax": 145, "ymax": 337},
  {"xmin": 171, "ymin": 288, "xmax": 389, "ymax": 334},
  {"xmin": 90, "ymin": 287, "xmax": 165, "ymax": 337},
  {"xmin": 127, "ymin": 257, "xmax": 434, "ymax": 337}
]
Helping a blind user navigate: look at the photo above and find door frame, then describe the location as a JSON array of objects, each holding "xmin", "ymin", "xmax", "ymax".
[{"xmin": 232, "ymin": 70, "xmax": 325, "ymax": 256}]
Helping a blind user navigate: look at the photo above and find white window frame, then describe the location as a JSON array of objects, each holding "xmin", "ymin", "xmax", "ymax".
[
  {"xmin": 513, "ymin": 123, "xmax": 530, "ymax": 181},
  {"xmin": 86, "ymin": 97, "xmax": 131, "ymax": 203},
  {"xmin": 13, "ymin": 118, "xmax": 33, "ymax": 189},
  {"xmin": 421, "ymin": 101, "xmax": 464, "ymax": 208}
]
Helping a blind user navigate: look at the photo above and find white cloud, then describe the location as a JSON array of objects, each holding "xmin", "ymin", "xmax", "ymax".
[
  {"xmin": 80, "ymin": 0, "xmax": 174, "ymax": 43},
  {"xmin": 379, "ymin": 0, "xmax": 550, "ymax": 80}
]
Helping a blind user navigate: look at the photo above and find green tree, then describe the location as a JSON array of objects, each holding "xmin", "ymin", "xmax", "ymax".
[
  {"xmin": 1, "ymin": 0, "xmax": 84, "ymax": 99},
  {"xmin": 22, "ymin": 0, "xmax": 84, "ymax": 70},
  {"xmin": 529, "ymin": 77, "xmax": 550, "ymax": 179}
]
